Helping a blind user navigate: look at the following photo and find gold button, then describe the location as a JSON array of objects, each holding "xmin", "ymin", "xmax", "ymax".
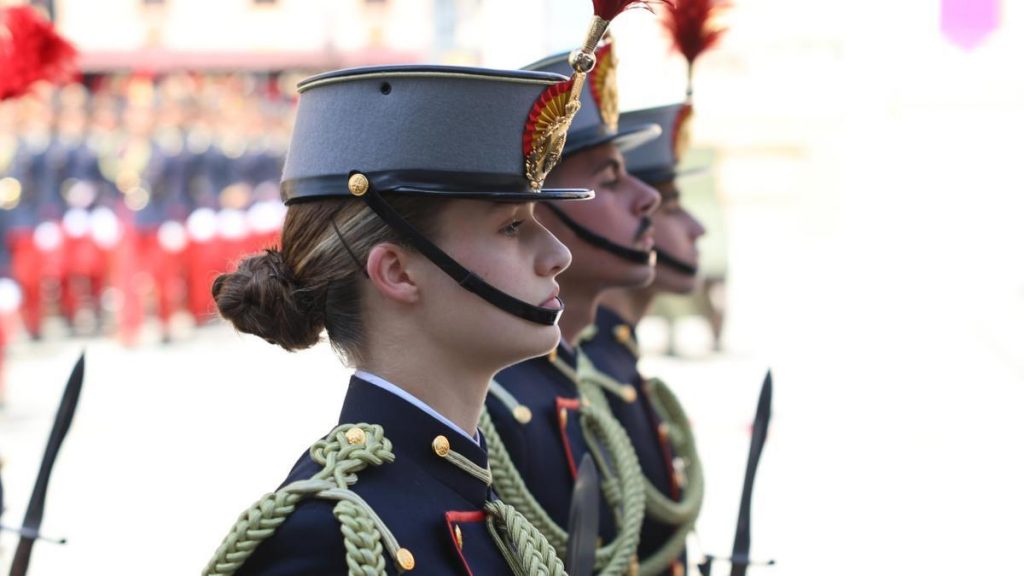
[
  {"xmin": 432, "ymin": 435, "xmax": 450, "ymax": 457},
  {"xmin": 548, "ymin": 348, "xmax": 558, "ymax": 362},
  {"xmin": 344, "ymin": 427, "xmax": 366, "ymax": 446},
  {"xmin": 559, "ymin": 407, "xmax": 568, "ymax": 427},
  {"xmin": 614, "ymin": 325, "xmax": 632, "ymax": 344},
  {"xmin": 454, "ymin": 524, "xmax": 464, "ymax": 550},
  {"xmin": 673, "ymin": 457, "xmax": 688, "ymax": 487},
  {"xmin": 658, "ymin": 423, "xmax": 670, "ymax": 442},
  {"xmin": 513, "ymin": 405, "xmax": 533, "ymax": 424},
  {"xmin": 671, "ymin": 561, "xmax": 684, "ymax": 576},
  {"xmin": 348, "ymin": 173, "xmax": 370, "ymax": 196},
  {"xmin": 629, "ymin": 554, "xmax": 639, "ymax": 575},
  {"xmin": 621, "ymin": 384, "xmax": 637, "ymax": 403},
  {"xmin": 396, "ymin": 547, "xmax": 416, "ymax": 571}
]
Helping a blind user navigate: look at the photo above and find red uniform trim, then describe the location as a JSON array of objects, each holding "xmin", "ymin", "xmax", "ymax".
[
  {"xmin": 641, "ymin": 390, "xmax": 682, "ymax": 500},
  {"xmin": 555, "ymin": 396, "xmax": 582, "ymax": 478},
  {"xmin": 445, "ymin": 510, "xmax": 488, "ymax": 576}
]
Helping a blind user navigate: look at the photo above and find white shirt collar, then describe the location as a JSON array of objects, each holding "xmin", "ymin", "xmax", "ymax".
[{"xmin": 354, "ymin": 370, "xmax": 480, "ymax": 445}]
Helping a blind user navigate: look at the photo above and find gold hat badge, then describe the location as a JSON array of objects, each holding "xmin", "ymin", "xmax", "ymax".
[
  {"xmin": 589, "ymin": 39, "xmax": 620, "ymax": 133},
  {"xmin": 523, "ymin": 0, "xmax": 659, "ymax": 190}
]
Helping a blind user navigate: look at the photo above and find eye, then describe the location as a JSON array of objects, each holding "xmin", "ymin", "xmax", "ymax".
[
  {"xmin": 600, "ymin": 178, "xmax": 620, "ymax": 190},
  {"xmin": 501, "ymin": 219, "xmax": 524, "ymax": 237}
]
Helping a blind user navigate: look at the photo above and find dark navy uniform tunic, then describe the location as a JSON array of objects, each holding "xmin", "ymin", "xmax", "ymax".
[
  {"xmin": 488, "ymin": 344, "xmax": 616, "ymax": 543},
  {"xmin": 580, "ymin": 306, "xmax": 687, "ymax": 575},
  {"xmin": 238, "ymin": 376, "xmax": 515, "ymax": 576}
]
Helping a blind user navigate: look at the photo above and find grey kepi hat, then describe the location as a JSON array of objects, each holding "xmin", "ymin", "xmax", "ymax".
[
  {"xmin": 281, "ymin": 65, "xmax": 596, "ymax": 203},
  {"xmin": 620, "ymin": 103, "xmax": 707, "ymax": 185}
]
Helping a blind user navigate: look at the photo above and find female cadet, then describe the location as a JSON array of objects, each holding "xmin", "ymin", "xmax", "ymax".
[
  {"xmin": 200, "ymin": 60, "xmax": 602, "ymax": 575},
  {"xmin": 578, "ymin": 5, "xmax": 726, "ymax": 574},
  {"xmin": 481, "ymin": 36, "xmax": 664, "ymax": 576}
]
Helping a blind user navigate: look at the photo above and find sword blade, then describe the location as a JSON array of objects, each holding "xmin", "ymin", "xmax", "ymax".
[
  {"xmin": 10, "ymin": 352, "xmax": 85, "ymax": 576},
  {"xmin": 566, "ymin": 454, "xmax": 601, "ymax": 576},
  {"xmin": 729, "ymin": 369, "xmax": 772, "ymax": 576}
]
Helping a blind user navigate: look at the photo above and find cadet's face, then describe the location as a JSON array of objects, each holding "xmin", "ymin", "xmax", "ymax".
[
  {"xmin": 419, "ymin": 201, "xmax": 571, "ymax": 366},
  {"xmin": 538, "ymin": 144, "xmax": 661, "ymax": 289},
  {"xmin": 651, "ymin": 181, "xmax": 706, "ymax": 294}
]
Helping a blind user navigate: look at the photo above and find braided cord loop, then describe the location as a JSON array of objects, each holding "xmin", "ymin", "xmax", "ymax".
[
  {"xmin": 203, "ymin": 424, "xmax": 405, "ymax": 576},
  {"xmin": 481, "ymin": 374, "xmax": 646, "ymax": 575},
  {"xmin": 577, "ymin": 350, "xmax": 706, "ymax": 576},
  {"xmin": 485, "ymin": 500, "xmax": 568, "ymax": 576}
]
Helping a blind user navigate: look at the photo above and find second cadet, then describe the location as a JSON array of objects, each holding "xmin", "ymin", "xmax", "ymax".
[
  {"xmin": 483, "ymin": 32, "xmax": 662, "ymax": 575},
  {"xmin": 578, "ymin": 5, "xmax": 728, "ymax": 573}
]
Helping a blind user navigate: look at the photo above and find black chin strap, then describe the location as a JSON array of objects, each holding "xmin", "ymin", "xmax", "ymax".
[
  {"xmin": 358, "ymin": 186, "xmax": 564, "ymax": 326},
  {"xmin": 654, "ymin": 247, "xmax": 698, "ymax": 277},
  {"xmin": 544, "ymin": 204, "xmax": 654, "ymax": 265}
]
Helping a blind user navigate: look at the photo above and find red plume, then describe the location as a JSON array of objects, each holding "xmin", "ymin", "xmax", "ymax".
[
  {"xmin": 0, "ymin": 5, "xmax": 78, "ymax": 101},
  {"xmin": 592, "ymin": 0, "xmax": 659, "ymax": 21},
  {"xmin": 663, "ymin": 0, "xmax": 728, "ymax": 65}
]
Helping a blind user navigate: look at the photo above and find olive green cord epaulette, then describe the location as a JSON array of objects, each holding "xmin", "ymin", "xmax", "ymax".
[
  {"xmin": 483, "ymin": 359, "xmax": 646, "ymax": 576},
  {"xmin": 203, "ymin": 424, "xmax": 403, "ymax": 575},
  {"xmin": 576, "ymin": 352, "xmax": 705, "ymax": 576},
  {"xmin": 205, "ymin": 423, "xmax": 568, "ymax": 576}
]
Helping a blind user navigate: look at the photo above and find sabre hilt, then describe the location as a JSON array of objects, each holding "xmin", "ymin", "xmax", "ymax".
[{"xmin": 0, "ymin": 523, "xmax": 68, "ymax": 545}]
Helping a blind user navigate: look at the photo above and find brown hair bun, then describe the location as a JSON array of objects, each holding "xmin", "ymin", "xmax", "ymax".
[{"xmin": 212, "ymin": 249, "xmax": 325, "ymax": 350}]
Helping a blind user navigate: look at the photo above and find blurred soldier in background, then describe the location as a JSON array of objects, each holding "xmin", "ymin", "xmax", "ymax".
[
  {"xmin": 7, "ymin": 91, "xmax": 61, "ymax": 342},
  {"xmin": 52, "ymin": 83, "xmax": 107, "ymax": 334}
]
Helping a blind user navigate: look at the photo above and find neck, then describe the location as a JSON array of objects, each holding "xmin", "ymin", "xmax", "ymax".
[
  {"xmin": 599, "ymin": 284, "xmax": 658, "ymax": 327},
  {"xmin": 360, "ymin": 322, "xmax": 493, "ymax": 438},
  {"xmin": 558, "ymin": 282, "xmax": 603, "ymax": 346}
]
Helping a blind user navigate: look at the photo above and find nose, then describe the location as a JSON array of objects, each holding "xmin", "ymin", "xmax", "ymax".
[
  {"xmin": 628, "ymin": 174, "xmax": 661, "ymax": 218},
  {"xmin": 535, "ymin": 220, "xmax": 572, "ymax": 277},
  {"xmin": 684, "ymin": 209, "xmax": 706, "ymax": 240}
]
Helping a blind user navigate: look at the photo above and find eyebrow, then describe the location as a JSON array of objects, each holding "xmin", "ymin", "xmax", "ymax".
[
  {"xmin": 590, "ymin": 158, "xmax": 622, "ymax": 176},
  {"xmin": 488, "ymin": 201, "xmax": 524, "ymax": 218}
]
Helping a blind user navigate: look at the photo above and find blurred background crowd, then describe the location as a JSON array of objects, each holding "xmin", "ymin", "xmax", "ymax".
[{"xmin": 0, "ymin": 73, "xmax": 291, "ymax": 348}]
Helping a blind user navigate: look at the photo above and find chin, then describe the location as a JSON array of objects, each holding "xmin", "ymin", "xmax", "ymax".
[
  {"xmin": 659, "ymin": 278, "xmax": 698, "ymax": 295},
  {"xmin": 653, "ymin": 269, "xmax": 698, "ymax": 295},
  {"xmin": 498, "ymin": 323, "xmax": 562, "ymax": 366},
  {"xmin": 613, "ymin": 263, "xmax": 657, "ymax": 289}
]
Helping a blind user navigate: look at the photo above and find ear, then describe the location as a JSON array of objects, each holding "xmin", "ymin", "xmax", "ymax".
[{"xmin": 365, "ymin": 242, "xmax": 420, "ymax": 304}]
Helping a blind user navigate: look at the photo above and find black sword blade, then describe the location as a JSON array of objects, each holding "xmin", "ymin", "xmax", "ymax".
[
  {"xmin": 566, "ymin": 454, "xmax": 601, "ymax": 576},
  {"xmin": 9, "ymin": 352, "xmax": 85, "ymax": 576},
  {"xmin": 728, "ymin": 369, "xmax": 772, "ymax": 576}
]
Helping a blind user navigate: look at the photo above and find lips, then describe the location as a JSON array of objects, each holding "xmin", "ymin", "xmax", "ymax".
[
  {"xmin": 539, "ymin": 285, "xmax": 562, "ymax": 310},
  {"xmin": 636, "ymin": 230, "xmax": 656, "ymax": 251}
]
